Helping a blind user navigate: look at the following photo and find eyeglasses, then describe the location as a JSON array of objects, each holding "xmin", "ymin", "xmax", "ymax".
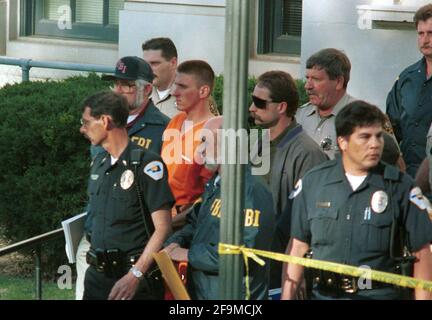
[
  {"xmin": 80, "ymin": 117, "xmax": 100, "ymax": 127},
  {"xmin": 252, "ymin": 95, "xmax": 275, "ymax": 109},
  {"xmin": 111, "ymin": 81, "xmax": 137, "ymax": 94}
]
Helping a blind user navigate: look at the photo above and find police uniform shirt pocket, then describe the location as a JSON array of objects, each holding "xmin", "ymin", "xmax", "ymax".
[
  {"xmin": 360, "ymin": 209, "xmax": 393, "ymax": 253},
  {"xmin": 111, "ymin": 184, "xmax": 138, "ymax": 223},
  {"xmin": 308, "ymin": 206, "xmax": 339, "ymax": 246}
]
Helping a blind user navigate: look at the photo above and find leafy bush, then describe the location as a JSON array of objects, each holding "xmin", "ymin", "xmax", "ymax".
[
  {"xmin": 0, "ymin": 73, "xmax": 307, "ymax": 277},
  {"xmin": 0, "ymin": 74, "xmax": 109, "ymax": 277}
]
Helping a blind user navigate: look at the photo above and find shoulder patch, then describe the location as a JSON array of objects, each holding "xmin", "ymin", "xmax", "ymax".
[
  {"xmin": 289, "ymin": 179, "xmax": 303, "ymax": 199},
  {"xmin": 144, "ymin": 161, "xmax": 164, "ymax": 181},
  {"xmin": 409, "ymin": 187, "xmax": 432, "ymax": 215}
]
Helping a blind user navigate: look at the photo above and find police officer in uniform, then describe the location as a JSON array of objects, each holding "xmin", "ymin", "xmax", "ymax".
[
  {"xmin": 163, "ymin": 117, "xmax": 275, "ymax": 299},
  {"xmin": 79, "ymin": 91, "xmax": 174, "ymax": 300},
  {"xmin": 75, "ymin": 56, "xmax": 170, "ymax": 299},
  {"xmin": 282, "ymin": 101, "xmax": 432, "ymax": 300},
  {"xmin": 386, "ymin": 4, "xmax": 432, "ymax": 178}
]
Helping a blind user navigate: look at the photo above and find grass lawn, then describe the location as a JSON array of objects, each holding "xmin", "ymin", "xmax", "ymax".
[{"xmin": 0, "ymin": 274, "xmax": 75, "ymax": 300}]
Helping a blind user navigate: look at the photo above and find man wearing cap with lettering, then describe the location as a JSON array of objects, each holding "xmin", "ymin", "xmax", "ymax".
[
  {"xmin": 75, "ymin": 56, "xmax": 170, "ymax": 299},
  {"xmin": 282, "ymin": 101, "xmax": 432, "ymax": 300},
  {"xmin": 79, "ymin": 91, "xmax": 173, "ymax": 300},
  {"xmin": 102, "ymin": 56, "xmax": 170, "ymax": 155}
]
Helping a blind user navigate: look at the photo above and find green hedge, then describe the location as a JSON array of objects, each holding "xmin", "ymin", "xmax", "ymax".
[
  {"xmin": 0, "ymin": 73, "xmax": 307, "ymax": 277},
  {"xmin": 0, "ymin": 74, "xmax": 109, "ymax": 276}
]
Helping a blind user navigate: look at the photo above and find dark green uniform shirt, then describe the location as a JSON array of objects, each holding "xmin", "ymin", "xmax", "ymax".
[
  {"xmin": 85, "ymin": 102, "xmax": 170, "ymax": 233},
  {"xmin": 291, "ymin": 157, "xmax": 432, "ymax": 299},
  {"xmin": 165, "ymin": 169, "xmax": 275, "ymax": 300},
  {"xmin": 88, "ymin": 141, "xmax": 174, "ymax": 254},
  {"xmin": 386, "ymin": 57, "xmax": 432, "ymax": 177}
]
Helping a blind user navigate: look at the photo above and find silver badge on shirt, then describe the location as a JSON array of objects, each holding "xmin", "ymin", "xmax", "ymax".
[
  {"xmin": 320, "ymin": 137, "xmax": 333, "ymax": 151},
  {"xmin": 120, "ymin": 169, "xmax": 135, "ymax": 190},
  {"xmin": 371, "ymin": 190, "xmax": 388, "ymax": 214}
]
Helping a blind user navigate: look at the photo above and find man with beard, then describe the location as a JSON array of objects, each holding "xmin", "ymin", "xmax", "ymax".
[
  {"xmin": 75, "ymin": 56, "xmax": 169, "ymax": 299},
  {"xmin": 387, "ymin": 4, "xmax": 432, "ymax": 178},
  {"xmin": 249, "ymin": 70, "xmax": 327, "ymax": 291}
]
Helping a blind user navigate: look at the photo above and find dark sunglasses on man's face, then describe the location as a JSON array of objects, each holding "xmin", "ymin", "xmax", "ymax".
[{"xmin": 252, "ymin": 95, "xmax": 274, "ymax": 109}]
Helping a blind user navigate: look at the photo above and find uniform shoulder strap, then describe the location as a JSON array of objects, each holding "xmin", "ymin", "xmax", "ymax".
[{"xmin": 383, "ymin": 164, "xmax": 400, "ymax": 181}]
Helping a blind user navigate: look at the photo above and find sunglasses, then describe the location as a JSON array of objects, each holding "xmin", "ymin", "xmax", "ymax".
[{"xmin": 252, "ymin": 95, "xmax": 277, "ymax": 109}]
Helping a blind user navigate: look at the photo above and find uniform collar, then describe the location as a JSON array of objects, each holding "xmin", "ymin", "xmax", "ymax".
[
  {"xmin": 276, "ymin": 120, "xmax": 303, "ymax": 149},
  {"xmin": 406, "ymin": 57, "xmax": 430, "ymax": 82},
  {"xmin": 323, "ymin": 156, "xmax": 389, "ymax": 190},
  {"xmin": 151, "ymin": 85, "xmax": 174, "ymax": 104},
  {"xmin": 114, "ymin": 141, "xmax": 136, "ymax": 168},
  {"xmin": 305, "ymin": 93, "xmax": 352, "ymax": 117},
  {"xmin": 322, "ymin": 156, "xmax": 346, "ymax": 185},
  {"xmin": 129, "ymin": 100, "xmax": 169, "ymax": 128}
]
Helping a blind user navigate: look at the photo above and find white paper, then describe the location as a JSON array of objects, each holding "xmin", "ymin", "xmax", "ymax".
[{"xmin": 61, "ymin": 212, "xmax": 87, "ymax": 264}]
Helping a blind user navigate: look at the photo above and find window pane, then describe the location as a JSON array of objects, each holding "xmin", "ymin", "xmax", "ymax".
[
  {"xmin": 44, "ymin": 0, "xmax": 71, "ymax": 21},
  {"xmin": 109, "ymin": 0, "xmax": 125, "ymax": 25},
  {"xmin": 282, "ymin": 0, "xmax": 302, "ymax": 37},
  {"xmin": 76, "ymin": 0, "xmax": 103, "ymax": 24}
]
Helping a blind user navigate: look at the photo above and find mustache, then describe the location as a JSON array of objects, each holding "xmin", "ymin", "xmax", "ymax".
[{"xmin": 249, "ymin": 112, "xmax": 262, "ymax": 122}]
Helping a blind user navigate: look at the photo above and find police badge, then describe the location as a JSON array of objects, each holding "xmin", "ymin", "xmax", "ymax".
[
  {"xmin": 120, "ymin": 169, "xmax": 135, "ymax": 190},
  {"xmin": 371, "ymin": 190, "xmax": 388, "ymax": 214},
  {"xmin": 320, "ymin": 137, "xmax": 333, "ymax": 151}
]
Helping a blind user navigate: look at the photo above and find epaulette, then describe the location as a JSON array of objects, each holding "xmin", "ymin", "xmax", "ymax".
[
  {"xmin": 308, "ymin": 158, "xmax": 337, "ymax": 174},
  {"xmin": 384, "ymin": 164, "xmax": 400, "ymax": 181},
  {"xmin": 90, "ymin": 151, "xmax": 108, "ymax": 168}
]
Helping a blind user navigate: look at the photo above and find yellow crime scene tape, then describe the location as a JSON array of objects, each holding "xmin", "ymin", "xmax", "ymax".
[{"xmin": 218, "ymin": 243, "xmax": 432, "ymax": 299}]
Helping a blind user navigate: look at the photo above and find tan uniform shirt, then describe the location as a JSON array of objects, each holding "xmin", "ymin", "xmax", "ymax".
[
  {"xmin": 151, "ymin": 86, "xmax": 179, "ymax": 119},
  {"xmin": 296, "ymin": 93, "xmax": 356, "ymax": 159}
]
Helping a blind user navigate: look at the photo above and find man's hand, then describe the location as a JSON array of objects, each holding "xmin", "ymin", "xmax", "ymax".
[
  {"xmin": 108, "ymin": 272, "xmax": 140, "ymax": 300},
  {"xmin": 163, "ymin": 243, "xmax": 180, "ymax": 255},
  {"xmin": 163, "ymin": 243, "xmax": 188, "ymax": 262}
]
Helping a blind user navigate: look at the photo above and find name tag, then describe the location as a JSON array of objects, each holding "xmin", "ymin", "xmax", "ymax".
[{"xmin": 316, "ymin": 201, "xmax": 331, "ymax": 208}]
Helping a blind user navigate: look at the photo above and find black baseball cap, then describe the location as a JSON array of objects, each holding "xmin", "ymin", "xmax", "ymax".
[{"xmin": 102, "ymin": 56, "xmax": 154, "ymax": 82}]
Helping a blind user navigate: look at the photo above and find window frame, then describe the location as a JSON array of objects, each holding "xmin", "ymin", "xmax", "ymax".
[
  {"xmin": 20, "ymin": 0, "xmax": 120, "ymax": 43},
  {"xmin": 257, "ymin": 0, "xmax": 302, "ymax": 56}
]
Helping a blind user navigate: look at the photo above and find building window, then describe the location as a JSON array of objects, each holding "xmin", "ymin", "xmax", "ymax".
[
  {"xmin": 258, "ymin": 0, "xmax": 302, "ymax": 55},
  {"xmin": 20, "ymin": 0, "xmax": 124, "ymax": 43}
]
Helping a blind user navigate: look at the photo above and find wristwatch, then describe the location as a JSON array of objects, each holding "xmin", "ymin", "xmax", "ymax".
[{"xmin": 129, "ymin": 266, "xmax": 144, "ymax": 280}]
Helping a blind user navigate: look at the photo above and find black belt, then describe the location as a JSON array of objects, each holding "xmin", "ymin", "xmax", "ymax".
[
  {"xmin": 86, "ymin": 248, "xmax": 141, "ymax": 278},
  {"xmin": 311, "ymin": 269, "xmax": 389, "ymax": 294}
]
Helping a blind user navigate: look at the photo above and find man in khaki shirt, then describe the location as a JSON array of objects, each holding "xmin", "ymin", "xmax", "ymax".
[
  {"xmin": 297, "ymin": 48, "xmax": 404, "ymax": 170},
  {"xmin": 143, "ymin": 37, "xmax": 179, "ymax": 118}
]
